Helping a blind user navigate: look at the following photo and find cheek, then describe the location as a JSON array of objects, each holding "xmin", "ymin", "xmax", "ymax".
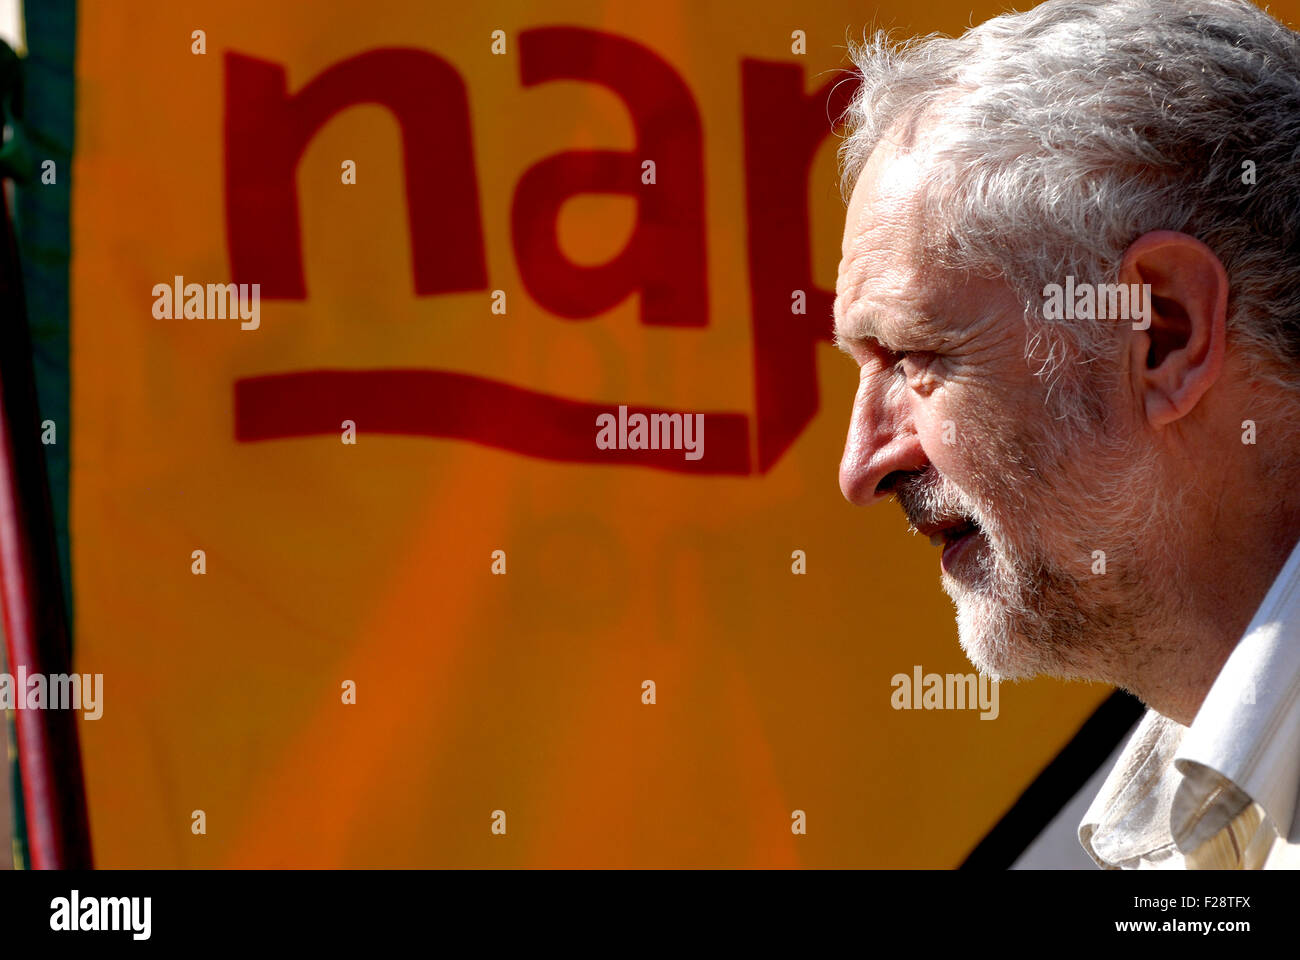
[
  {"xmin": 912, "ymin": 383, "xmax": 1022, "ymax": 507},
  {"xmin": 909, "ymin": 392, "xmax": 967, "ymax": 477}
]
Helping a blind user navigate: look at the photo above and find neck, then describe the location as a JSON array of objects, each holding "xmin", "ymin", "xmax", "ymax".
[{"xmin": 1124, "ymin": 469, "xmax": 1300, "ymax": 725}]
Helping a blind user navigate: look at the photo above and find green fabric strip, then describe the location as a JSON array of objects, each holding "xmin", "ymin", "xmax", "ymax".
[{"xmin": 5, "ymin": 0, "xmax": 78, "ymax": 871}]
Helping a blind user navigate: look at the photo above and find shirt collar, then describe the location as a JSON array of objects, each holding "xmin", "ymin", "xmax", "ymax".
[
  {"xmin": 1174, "ymin": 534, "xmax": 1300, "ymax": 846},
  {"xmin": 1078, "ymin": 708, "xmax": 1185, "ymax": 868}
]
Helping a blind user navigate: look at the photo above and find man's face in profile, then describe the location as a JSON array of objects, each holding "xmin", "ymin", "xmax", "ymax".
[{"xmin": 834, "ymin": 128, "xmax": 1179, "ymax": 684}]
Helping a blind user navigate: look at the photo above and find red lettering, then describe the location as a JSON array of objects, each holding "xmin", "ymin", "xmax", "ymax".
[
  {"xmin": 228, "ymin": 40, "xmax": 850, "ymax": 476},
  {"xmin": 225, "ymin": 49, "xmax": 487, "ymax": 299},
  {"xmin": 742, "ymin": 60, "xmax": 856, "ymax": 471},
  {"xmin": 511, "ymin": 27, "xmax": 707, "ymax": 326}
]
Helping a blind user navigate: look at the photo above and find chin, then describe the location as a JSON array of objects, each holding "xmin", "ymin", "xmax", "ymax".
[
  {"xmin": 951, "ymin": 591, "xmax": 1048, "ymax": 683},
  {"xmin": 954, "ymin": 598, "xmax": 1013, "ymax": 680}
]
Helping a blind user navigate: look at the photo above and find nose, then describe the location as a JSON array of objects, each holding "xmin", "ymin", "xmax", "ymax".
[{"xmin": 838, "ymin": 373, "xmax": 929, "ymax": 506}]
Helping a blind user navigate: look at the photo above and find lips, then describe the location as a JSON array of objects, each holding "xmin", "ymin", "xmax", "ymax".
[
  {"xmin": 925, "ymin": 520, "xmax": 976, "ymax": 549},
  {"xmin": 913, "ymin": 517, "xmax": 982, "ymax": 573},
  {"xmin": 940, "ymin": 525, "xmax": 980, "ymax": 573},
  {"xmin": 915, "ymin": 517, "xmax": 977, "ymax": 546}
]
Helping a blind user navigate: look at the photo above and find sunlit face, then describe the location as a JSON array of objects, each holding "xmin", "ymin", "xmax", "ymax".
[{"xmin": 834, "ymin": 129, "xmax": 1178, "ymax": 683}]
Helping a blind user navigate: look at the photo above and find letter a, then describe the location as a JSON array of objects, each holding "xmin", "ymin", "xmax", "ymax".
[
  {"xmin": 50, "ymin": 897, "xmax": 71, "ymax": 932},
  {"xmin": 152, "ymin": 282, "xmax": 172, "ymax": 319},
  {"xmin": 890, "ymin": 673, "xmax": 910, "ymax": 710},
  {"xmin": 1042, "ymin": 283, "xmax": 1063, "ymax": 321},
  {"xmin": 595, "ymin": 413, "xmax": 617, "ymax": 450}
]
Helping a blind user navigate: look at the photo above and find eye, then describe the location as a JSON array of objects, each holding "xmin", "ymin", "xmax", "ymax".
[
  {"xmin": 892, "ymin": 350, "xmax": 923, "ymax": 374},
  {"xmin": 891, "ymin": 350, "xmax": 939, "ymax": 388}
]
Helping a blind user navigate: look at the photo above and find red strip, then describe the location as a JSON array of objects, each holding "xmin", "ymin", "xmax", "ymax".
[{"xmin": 234, "ymin": 369, "xmax": 752, "ymax": 475}]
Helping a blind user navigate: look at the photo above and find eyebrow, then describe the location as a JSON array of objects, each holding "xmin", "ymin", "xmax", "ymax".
[
  {"xmin": 833, "ymin": 300, "xmax": 899, "ymax": 355},
  {"xmin": 834, "ymin": 297, "xmax": 946, "ymax": 357}
]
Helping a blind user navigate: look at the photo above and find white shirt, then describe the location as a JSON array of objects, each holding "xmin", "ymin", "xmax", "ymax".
[{"xmin": 1078, "ymin": 536, "xmax": 1300, "ymax": 869}]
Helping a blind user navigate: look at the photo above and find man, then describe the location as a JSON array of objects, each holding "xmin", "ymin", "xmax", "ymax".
[{"xmin": 834, "ymin": 0, "xmax": 1300, "ymax": 868}]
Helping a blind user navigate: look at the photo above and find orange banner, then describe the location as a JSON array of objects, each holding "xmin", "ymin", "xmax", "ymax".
[{"xmin": 71, "ymin": 0, "xmax": 1117, "ymax": 867}]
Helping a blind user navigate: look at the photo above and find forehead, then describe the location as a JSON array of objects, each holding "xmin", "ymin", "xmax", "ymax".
[
  {"xmin": 834, "ymin": 134, "xmax": 939, "ymax": 348},
  {"xmin": 840, "ymin": 130, "xmax": 931, "ymax": 256}
]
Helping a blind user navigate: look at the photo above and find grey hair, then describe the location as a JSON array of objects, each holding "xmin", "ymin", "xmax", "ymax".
[{"xmin": 838, "ymin": 0, "xmax": 1300, "ymax": 432}]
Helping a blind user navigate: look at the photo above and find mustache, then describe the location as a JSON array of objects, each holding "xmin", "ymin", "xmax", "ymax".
[{"xmin": 893, "ymin": 467, "xmax": 977, "ymax": 530}]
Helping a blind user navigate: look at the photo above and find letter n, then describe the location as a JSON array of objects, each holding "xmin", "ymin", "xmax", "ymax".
[{"xmin": 225, "ymin": 49, "xmax": 488, "ymax": 299}]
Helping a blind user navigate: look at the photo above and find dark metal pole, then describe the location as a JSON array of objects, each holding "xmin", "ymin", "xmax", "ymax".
[{"xmin": 0, "ymin": 177, "xmax": 92, "ymax": 869}]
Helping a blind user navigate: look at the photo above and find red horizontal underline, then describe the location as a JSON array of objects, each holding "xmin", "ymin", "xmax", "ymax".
[{"xmin": 234, "ymin": 369, "xmax": 752, "ymax": 475}]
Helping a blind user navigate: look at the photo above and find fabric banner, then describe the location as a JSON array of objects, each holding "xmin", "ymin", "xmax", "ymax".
[{"xmin": 62, "ymin": 0, "xmax": 1121, "ymax": 867}]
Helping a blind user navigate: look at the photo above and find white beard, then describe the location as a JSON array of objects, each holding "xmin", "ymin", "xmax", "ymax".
[{"xmin": 899, "ymin": 391, "xmax": 1186, "ymax": 686}]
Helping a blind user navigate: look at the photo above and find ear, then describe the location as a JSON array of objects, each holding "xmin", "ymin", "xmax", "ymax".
[{"xmin": 1119, "ymin": 231, "xmax": 1228, "ymax": 428}]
